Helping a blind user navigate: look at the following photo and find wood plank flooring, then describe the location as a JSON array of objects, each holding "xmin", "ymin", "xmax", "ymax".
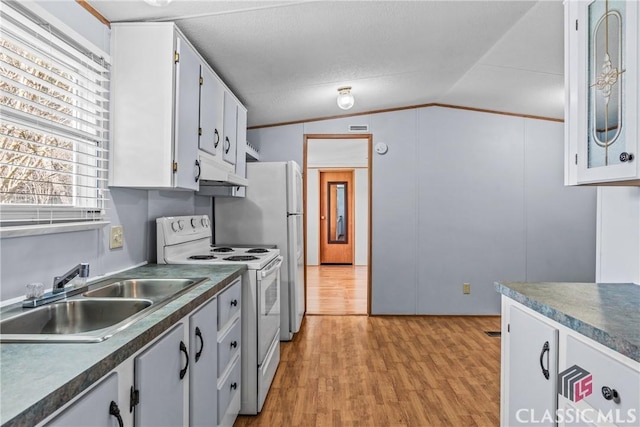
[
  {"xmin": 306, "ymin": 266, "xmax": 368, "ymax": 315},
  {"xmin": 234, "ymin": 315, "xmax": 502, "ymax": 427}
]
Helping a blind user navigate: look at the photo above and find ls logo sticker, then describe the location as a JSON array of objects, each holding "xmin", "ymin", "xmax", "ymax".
[{"xmin": 558, "ymin": 365, "xmax": 593, "ymax": 402}]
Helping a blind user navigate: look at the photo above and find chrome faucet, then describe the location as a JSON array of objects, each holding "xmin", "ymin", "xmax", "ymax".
[
  {"xmin": 53, "ymin": 263, "xmax": 90, "ymax": 293},
  {"xmin": 23, "ymin": 263, "xmax": 90, "ymax": 308}
]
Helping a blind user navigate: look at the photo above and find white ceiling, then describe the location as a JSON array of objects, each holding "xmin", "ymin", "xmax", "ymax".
[{"xmin": 88, "ymin": 0, "xmax": 565, "ymax": 127}]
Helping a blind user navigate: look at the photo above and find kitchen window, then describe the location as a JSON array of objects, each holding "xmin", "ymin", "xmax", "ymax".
[{"xmin": 0, "ymin": 1, "xmax": 110, "ymax": 237}]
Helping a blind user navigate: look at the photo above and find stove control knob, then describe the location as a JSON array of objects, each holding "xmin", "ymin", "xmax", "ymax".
[
  {"xmin": 201, "ymin": 217, "xmax": 208, "ymax": 228},
  {"xmin": 178, "ymin": 220, "xmax": 185, "ymax": 230},
  {"xmin": 171, "ymin": 221, "xmax": 180, "ymax": 232},
  {"xmin": 191, "ymin": 218, "xmax": 197, "ymax": 228}
]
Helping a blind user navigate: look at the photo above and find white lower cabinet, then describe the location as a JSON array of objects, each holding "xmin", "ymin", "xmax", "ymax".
[
  {"xmin": 560, "ymin": 336, "xmax": 640, "ymax": 427},
  {"xmin": 502, "ymin": 297, "xmax": 640, "ymax": 427},
  {"xmin": 45, "ymin": 372, "xmax": 123, "ymax": 427},
  {"xmin": 216, "ymin": 278, "xmax": 242, "ymax": 427},
  {"xmin": 40, "ymin": 283, "xmax": 243, "ymax": 427},
  {"xmin": 134, "ymin": 323, "xmax": 188, "ymax": 426},
  {"xmin": 189, "ymin": 297, "xmax": 218, "ymax": 426},
  {"xmin": 504, "ymin": 304, "xmax": 559, "ymax": 427}
]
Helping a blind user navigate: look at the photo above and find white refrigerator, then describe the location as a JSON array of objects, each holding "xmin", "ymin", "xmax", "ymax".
[{"xmin": 214, "ymin": 160, "xmax": 304, "ymax": 341}]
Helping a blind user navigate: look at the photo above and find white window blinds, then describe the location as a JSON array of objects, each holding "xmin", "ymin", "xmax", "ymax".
[{"xmin": 0, "ymin": 0, "xmax": 110, "ymax": 230}]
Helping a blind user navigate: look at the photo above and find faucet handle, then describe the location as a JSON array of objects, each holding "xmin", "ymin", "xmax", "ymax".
[{"xmin": 80, "ymin": 263, "xmax": 90, "ymax": 278}]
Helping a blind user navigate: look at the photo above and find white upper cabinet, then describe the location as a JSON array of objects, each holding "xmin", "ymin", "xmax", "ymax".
[
  {"xmin": 222, "ymin": 91, "xmax": 238, "ymax": 166},
  {"xmin": 565, "ymin": 0, "xmax": 640, "ymax": 185},
  {"xmin": 175, "ymin": 36, "xmax": 202, "ymax": 190},
  {"xmin": 110, "ymin": 23, "xmax": 249, "ymax": 190},
  {"xmin": 110, "ymin": 23, "xmax": 201, "ymax": 190},
  {"xmin": 199, "ymin": 65, "xmax": 224, "ymax": 158}
]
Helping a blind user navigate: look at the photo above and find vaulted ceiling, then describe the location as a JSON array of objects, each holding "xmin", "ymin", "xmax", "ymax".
[{"xmin": 88, "ymin": 0, "xmax": 565, "ymax": 127}]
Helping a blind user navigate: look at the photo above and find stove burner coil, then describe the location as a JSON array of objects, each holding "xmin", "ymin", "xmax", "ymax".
[
  {"xmin": 188, "ymin": 255, "xmax": 217, "ymax": 260},
  {"xmin": 211, "ymin": 247, "xmax": 234, "ymax": 253},
  {"xmin": 246, "ymin": 248, "xmax": 269, "ymax": 253},
  {"xmin": 224, "ymin": 255, "xmax": 259, "ymax": 261}
]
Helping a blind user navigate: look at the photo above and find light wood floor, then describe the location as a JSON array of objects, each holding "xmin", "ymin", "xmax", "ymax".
[
  {"xmin": 234, "ymin": 315, "xmax": 502, "ymax": 427},
  {"xmin": 306, "ymin": 265, "xmax": 368, "ymax": 315}
]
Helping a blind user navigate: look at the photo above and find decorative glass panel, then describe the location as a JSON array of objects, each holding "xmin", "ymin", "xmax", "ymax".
[
  {"xmin": 588, "ymin": 0, "xmax": 626, "ymax": 168},
  {"xmin": 327, "ymin": 181, "xmax": 347, "ymax": 244}
]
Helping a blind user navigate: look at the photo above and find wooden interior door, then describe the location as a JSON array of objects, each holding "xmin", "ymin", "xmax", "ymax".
[{"xmin": 320, "ymin": 170, "xmax": 354, "ymax": 264}]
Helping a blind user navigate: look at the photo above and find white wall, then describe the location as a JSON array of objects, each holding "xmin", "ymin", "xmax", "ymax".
[
  {"xmin": 249, "ymin": 106, "xmax": 598, "ymax": 314},
  {"xmin": 596, "ymin": 187, "xmax": 640, "ymax": 284},
  {"xmin": 0, "ymin": 1, "xmax": 213, "ymax": 302}
]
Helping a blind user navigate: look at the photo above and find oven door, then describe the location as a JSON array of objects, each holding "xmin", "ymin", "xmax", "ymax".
[{"xmin": 257, "ymin": 255, "xmax": 283, "ymax": 364}]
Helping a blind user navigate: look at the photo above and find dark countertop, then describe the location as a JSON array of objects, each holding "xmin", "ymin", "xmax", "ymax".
[
  {"xmin": 0, "ymin": 263, "xmax": 246, "ymax": 427},
  {"xmin": 495, "ymin": 281, "xmax": 640, "ymax": 363}
]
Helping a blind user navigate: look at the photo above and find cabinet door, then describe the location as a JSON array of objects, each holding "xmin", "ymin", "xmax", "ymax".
[
  {"xmin": 508, "ymin": 305, "xmax": 559, "ymax": 427},
  {"xmin": 199, "ymin": 66, "xmax": 224, "ymax": 157},
  {"xmin": 174, "ymin": 35, "xmax": 201, "ymax": 190},
  {"xmin": 566, "ymin": 0, "xmax": 640, "ymax": 185},
  {"xmin": 234, "ymin": 107, "xmax": 247, "ymax": 197},
  {"xmin": 563, "ymin": 336, "xmax": 640, "ymax": 426},
  {"xmin": 46, "ymin": 373, "xmax": 121, "ymax": 427},
  {"xmin": 189, "ymin": 297, "xmax": 218, "ymax": 427},
  {"xmin": 134, "ymin": 323, "xmax": 188, "ymax": 427},
  {"xmin": 222, "ymin": 92, "xmax": 238, "ymax": 165}
]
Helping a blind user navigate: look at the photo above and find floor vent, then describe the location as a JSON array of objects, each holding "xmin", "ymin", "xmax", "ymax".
[
  {"xmin": 349, "ymin": 124, "xmax": 369, "ymax": 132},
  {"xmin": 485, "ymin": 331, "xmax": 501, "ymax": 337}
]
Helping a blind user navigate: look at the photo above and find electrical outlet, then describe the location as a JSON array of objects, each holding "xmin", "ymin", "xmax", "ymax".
[
  {"xmin": 110, "ymin": 225, "xmax": 124, "ymax": 249},
  {"xmin": 463, "ymin": 283, "xmax": 471, "ymax": 294}
]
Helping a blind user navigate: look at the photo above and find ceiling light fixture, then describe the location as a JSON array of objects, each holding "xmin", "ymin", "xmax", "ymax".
[
  {"xmin": 337, "ymin": 86, "xmax": 354, "ymax": 110},
  {"xmin": 144, "ymin": 0, "xmax": 173, "ymax": 7}
]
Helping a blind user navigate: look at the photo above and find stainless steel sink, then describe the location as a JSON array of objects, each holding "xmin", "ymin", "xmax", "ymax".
[
  {"xmin": 0, "ymin": 277, "xmax": 208, "ymax": 343},
  {"xmin": 0, "ymin": 299, "xmax": 152, "ymax": 343},
  {"xmin": 83, "ymin": 278, "xmax": 199, "ymax": 302}
]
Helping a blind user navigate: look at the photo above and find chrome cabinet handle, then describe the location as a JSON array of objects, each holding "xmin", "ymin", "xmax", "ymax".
[
  {"xmin": 619, "ymin": 152, "xmax": 634, "ymax": 162},
  {"xmin": 602, "ymin": 386, "xmax": 621, "ymax": 403},
  {"xmin": 224, "ymin": 137, "xmax": 231, "ymax": 154},
  {"xmin": 194, "ymin": 159, "xmax": 201, "ymax": 183}
]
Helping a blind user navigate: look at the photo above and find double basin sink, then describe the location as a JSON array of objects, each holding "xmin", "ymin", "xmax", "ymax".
[{"xmin": 0, "ymin": 278, "xmax": 208, "ymax": 343}]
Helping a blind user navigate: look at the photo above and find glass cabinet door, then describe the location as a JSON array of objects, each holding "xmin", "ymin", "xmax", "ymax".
[
  {"xmin": 566, "ymin": 0, "xmax": 639, "ymax": 185},
  {"xmin": 587, "ymin": 0, "xmax": 626, "ymax": 169}
]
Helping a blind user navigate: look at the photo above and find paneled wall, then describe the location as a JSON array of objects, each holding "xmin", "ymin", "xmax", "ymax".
[
  {"xmin": 596, "ymin": 187, "xmax": 640, "ymax": 284},
  {"xmin": 248, "ymin": 106, "xmax": 598, "ymax": 314}
]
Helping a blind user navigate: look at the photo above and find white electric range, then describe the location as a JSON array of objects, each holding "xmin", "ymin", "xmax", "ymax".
[{"xmin": 156, "ymin": 215, "xmax": 282, "ymax": 415}]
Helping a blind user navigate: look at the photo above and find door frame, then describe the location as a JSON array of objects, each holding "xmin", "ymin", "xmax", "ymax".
[{"xmin": 303, "ymin": 134, "xmax": 372, "ymax": 315}]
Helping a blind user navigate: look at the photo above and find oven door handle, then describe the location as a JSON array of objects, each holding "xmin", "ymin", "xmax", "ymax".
[{"xmin": 259, "ymin": 256, "xmax": 283, "ymax": 280}]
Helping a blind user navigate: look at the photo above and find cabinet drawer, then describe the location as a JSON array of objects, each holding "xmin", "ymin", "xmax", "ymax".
[
  {"xmin": 217, "ymin": 355, "xmax": 241, "ymax": 425},
  {"xmin": 564, "ymin": 336, "xmax": 639, "ymax": 421},
  {"xmin": 218, "ymin": 317, "xmax": 241, "ymax": 376},
  {"xmin": 218, "ymin": 279, "xmax": 241, "ymax": 330}
]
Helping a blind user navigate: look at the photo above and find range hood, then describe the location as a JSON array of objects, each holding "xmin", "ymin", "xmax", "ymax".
[{"xmin": 198, "ymin": 156, "xmax": 248, "ymax": 187}]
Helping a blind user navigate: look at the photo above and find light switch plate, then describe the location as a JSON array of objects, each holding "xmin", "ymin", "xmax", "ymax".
[{"xmin": 110, "ymin": 225, "xmax": 124, "ymax": 249}]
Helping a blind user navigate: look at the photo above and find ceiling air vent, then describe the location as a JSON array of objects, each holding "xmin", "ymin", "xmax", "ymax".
[{"xmin": 348, "ymin": 124, "xmax": 369, "ymax": 132}]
